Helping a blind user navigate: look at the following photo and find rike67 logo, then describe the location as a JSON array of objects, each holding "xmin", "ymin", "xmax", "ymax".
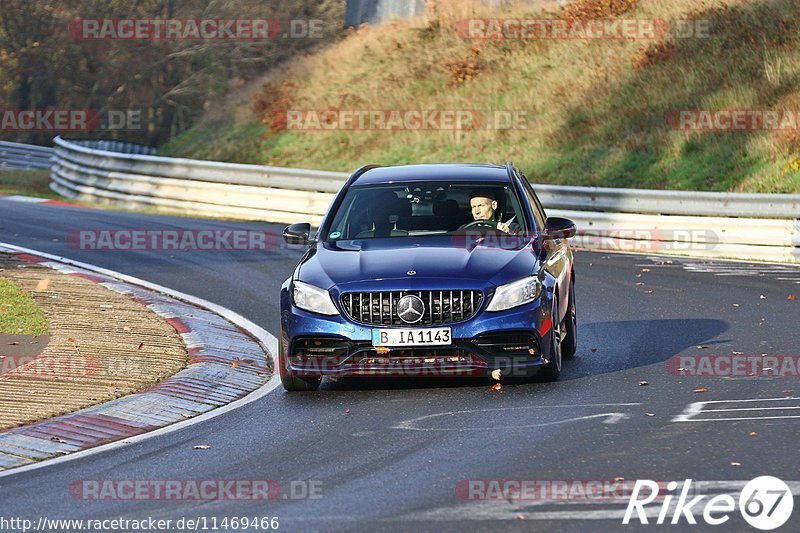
[{"xmin": 624, "ymin": 477, "xmax": 794, "ymax": 529}]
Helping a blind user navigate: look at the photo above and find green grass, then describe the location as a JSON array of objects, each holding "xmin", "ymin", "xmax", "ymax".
[
  {"xmin": 0, "ymin": 170, "xmax": 59, "ymax": 199},
  {"xmin": 161, "ymin": 0, "xmax": 800, "ymax": 193},
  {"xmin": 0, "ymin": 277, "xmax": 48, "ymax": 335}
]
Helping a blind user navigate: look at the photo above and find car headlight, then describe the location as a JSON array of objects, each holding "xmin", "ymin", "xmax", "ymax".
[
  {"xmin": 292, "ymin": 280, "xmax": 339, "ymax": 315},
  {"xmin": 486, "ymin": 275, "xmax": 542, "ymax": 312}
]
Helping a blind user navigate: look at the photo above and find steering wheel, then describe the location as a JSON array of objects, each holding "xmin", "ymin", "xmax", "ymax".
[{"xmin": 459, "ymin": 220, "xmax": 497, "ymax": 230}]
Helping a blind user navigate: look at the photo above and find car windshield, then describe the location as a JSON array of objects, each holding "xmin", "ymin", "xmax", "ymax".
[{"xmin": 324, "ymin": 181, "xmax": 528, "ymax": 241}]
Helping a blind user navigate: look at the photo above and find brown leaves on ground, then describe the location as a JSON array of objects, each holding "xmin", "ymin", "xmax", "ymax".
[
  {"xmin": 693, "ymin": 388, "xmax": 707, "ymax": 393},
  {"xmin": 788, "ymin": 295, "xmax": 797, "ymax": 301},
  {"xmin": 562, "ymin": 0, "xmax": 639, "ymax": 21},
  {"xmin": 443, "ymin": 46, "xmax": 483, "ymax": 86},
  {"xmin": 633, "ymin": 41, "xmax": 677, "ymax": 70},
  {"xmin": 192, "ymin": 445, "xmax": 211, "ymax": 450},
  {"xmin": 252, "ymin": 80, "xmax": 299, "ymax": 133},
  {"xmin": 490, "ymin": 383, "xmax": 502, "ymax": 391}
]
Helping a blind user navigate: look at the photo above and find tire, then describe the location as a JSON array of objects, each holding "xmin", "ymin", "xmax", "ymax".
[
  {"xmin": 562, "ymin": 278, "xmax": 577, "ymax": 359},
  {"xmin": 540, "ymin": 295, "xmax": 562, "ymax": 382},
  {"xmin": 279, "ymin": 339, "xmax": 322, "ymax": 392}
]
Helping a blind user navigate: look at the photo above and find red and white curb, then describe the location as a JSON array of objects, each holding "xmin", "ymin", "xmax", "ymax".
[
  {"xmin": 0, "ymin": 195, "xmax": 83, "ymax": 208},
  {"xmin": 0, "ymin": 243, "xmax": 279, "ymax": 472}
]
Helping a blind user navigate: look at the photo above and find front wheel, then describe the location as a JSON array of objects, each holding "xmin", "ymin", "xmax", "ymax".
[
  {"xmin": 562, "ymin": 279, "xmax": 577, "ymax": 359},
  {"xmin": 540, "ymin": 295, "xmax": 563, "ymax": 382},
  {"xmin": 279, "ymin": 339, "xmax": 321, "ymax": 392}
]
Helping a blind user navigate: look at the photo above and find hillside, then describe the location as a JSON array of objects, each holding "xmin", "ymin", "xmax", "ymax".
[{"xmin": 161, "ymin": 0, "xmax": 800, "ymax": 193}]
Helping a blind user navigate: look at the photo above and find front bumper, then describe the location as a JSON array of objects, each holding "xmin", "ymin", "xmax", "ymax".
[{"xmin": 280, "ymin": 287, "xmax": 554, "ymax": 378}]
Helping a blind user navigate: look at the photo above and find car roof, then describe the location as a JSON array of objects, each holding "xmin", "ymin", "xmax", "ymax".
[{"xmin": 352, "ymin": 164, "xmax": 511, "ymax": 185}]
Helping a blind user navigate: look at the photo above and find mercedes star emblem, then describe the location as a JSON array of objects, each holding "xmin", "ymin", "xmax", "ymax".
[
  {"xmin": 407, "ymin": 270, "xmax": 416, "ymax": 276},
  {"xmin": 397, "ymin": 295, "xmax": 425, "ymax": 324}
]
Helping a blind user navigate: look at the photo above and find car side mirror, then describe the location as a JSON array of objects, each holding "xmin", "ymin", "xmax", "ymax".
[
  {"xmin": 283, "ymin": 223, "xmax": 313, "ymax": 245},
  {"xmin": 543, "ymin": 217, "xmax": 576, "ymax": 239}
]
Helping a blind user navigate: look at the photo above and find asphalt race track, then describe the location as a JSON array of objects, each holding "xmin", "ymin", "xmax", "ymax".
[{"xmin": 1, "ymin": 198, "xmax": 799, "ymax": 531}]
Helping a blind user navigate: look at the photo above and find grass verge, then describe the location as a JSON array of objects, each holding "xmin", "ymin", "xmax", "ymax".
[
  {"xmin": 0, "ymin": 276, "xmax": 48, "ymax": 335},
  {"xmin": 0, "ymin": 170, "xmax": 58, "ymax": 199},
  {"xmin": 162, "ymin": 0, "xmax": 800, "ymax": 193}
]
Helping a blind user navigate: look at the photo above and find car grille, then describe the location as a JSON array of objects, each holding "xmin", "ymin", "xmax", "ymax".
[{"xmin": 341, "ymin": 290, "xmax": 483, "ymax": 326}]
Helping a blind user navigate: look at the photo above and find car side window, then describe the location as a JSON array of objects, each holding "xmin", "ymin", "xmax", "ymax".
[{"xmin": 518, "ymin": 173, "xmax": 546, "ymax": 230}]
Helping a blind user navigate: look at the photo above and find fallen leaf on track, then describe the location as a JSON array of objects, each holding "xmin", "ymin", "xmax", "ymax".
[
  {"xmin": 749, "ymin": 432, "xmax": 758, "ymax": 436},
  {"xmin": 639, "ymin": 380, "xmax": 649, "ymax": 386},
  {"xmin": 645, "ymin": 413, "xmax": 655, "ymax": 417},
  {"xmin": 193, "ymin": 445, "xmax": 211, "ymax": 450},
  {"xmin": 789, "ymin": 295, "xmax": 797, "ymax": 301},
  {"xmin": 693, "ymin": 388, "xmax": 707, "ymax": 393},
  {"xmin": 590, "ymin": 347, "xmax": 598, "ymax": 353},
  {"xmin": 730, "ymin": 461, "xmax": 741, "ymax": 467},
  {"xmin": 50, "ymin": 437, "xmax": 67, "ymax": 443},
  {"xmin": 760, "ymin": 295, "xmax": 767, "ymax": 299},
  {"xmin": 490, "ymin": 383, "xmax": 502, "ymax": 391},
  {"xmin": 137, "ymin": 342, "xmax": 144, "ymax": 350}
]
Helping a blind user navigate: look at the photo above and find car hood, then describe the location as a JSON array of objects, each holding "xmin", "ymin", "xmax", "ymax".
[{"xmin": 297, "ymin": 236, "xmax": 541, "ymax": 290}]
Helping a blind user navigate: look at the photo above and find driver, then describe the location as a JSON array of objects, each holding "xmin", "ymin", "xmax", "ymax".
[{"xmin": 468, "ymin": 189, "xmax": 519, "ymax": 234}]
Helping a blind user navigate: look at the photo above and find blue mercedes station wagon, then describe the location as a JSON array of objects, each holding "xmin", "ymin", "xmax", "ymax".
[{"xmin": 279, "ymin": 163, "xmax": 577, "ymax": 391}]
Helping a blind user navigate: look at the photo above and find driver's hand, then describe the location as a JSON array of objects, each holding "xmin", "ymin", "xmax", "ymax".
[{"xmin": 496, "ymin": 222, "xmax": 511, "ymax": 233}]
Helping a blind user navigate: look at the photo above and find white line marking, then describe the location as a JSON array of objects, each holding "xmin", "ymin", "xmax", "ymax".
[
  {"xmin": 671, "ymin": 401, "xmax": 706, "ymax": 422},
  {"xmin": 0, "ymin": 195, "xmax": 49, "ymax": 203},
  {"xmin": 672, "ymin": 397, "xmax": 800, "ymax": 423},
  {"xmin": 0, "ymin": 242, "xmax": 282, "ymax": 479},
  {"xmin": 393, "ymin": 404, "xmax": 639, "ymax": 431},
  {"xmin": 701, "ymin": 406, "xmax": 800, "ymax": 412},
  {"xmin": 677, "ymin": 415, "xmax": 800, "ymax": 422},
  {"xmin": 698, "ymin": 396, "xmax": 800, "ymax": 404}
]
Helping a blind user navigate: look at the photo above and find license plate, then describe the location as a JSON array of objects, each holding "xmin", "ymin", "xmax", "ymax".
[{"xmin": 372, "ymin": 327, "xmax": 452, "ymax": 347}]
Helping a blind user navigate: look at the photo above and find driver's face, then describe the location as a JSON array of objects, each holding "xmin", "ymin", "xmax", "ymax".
[{"xmin": 470, "ymin": 197, "xmax": 497, "ymax": 220}]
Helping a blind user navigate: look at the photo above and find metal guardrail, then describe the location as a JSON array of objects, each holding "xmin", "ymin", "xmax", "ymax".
[
  {"xmin": 49, "ymin": 136, "xmax": 800, "ymax": 263},
  {"xmin": 0, "ymin": 141, "xmax": 54, "ymax": 170}
]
